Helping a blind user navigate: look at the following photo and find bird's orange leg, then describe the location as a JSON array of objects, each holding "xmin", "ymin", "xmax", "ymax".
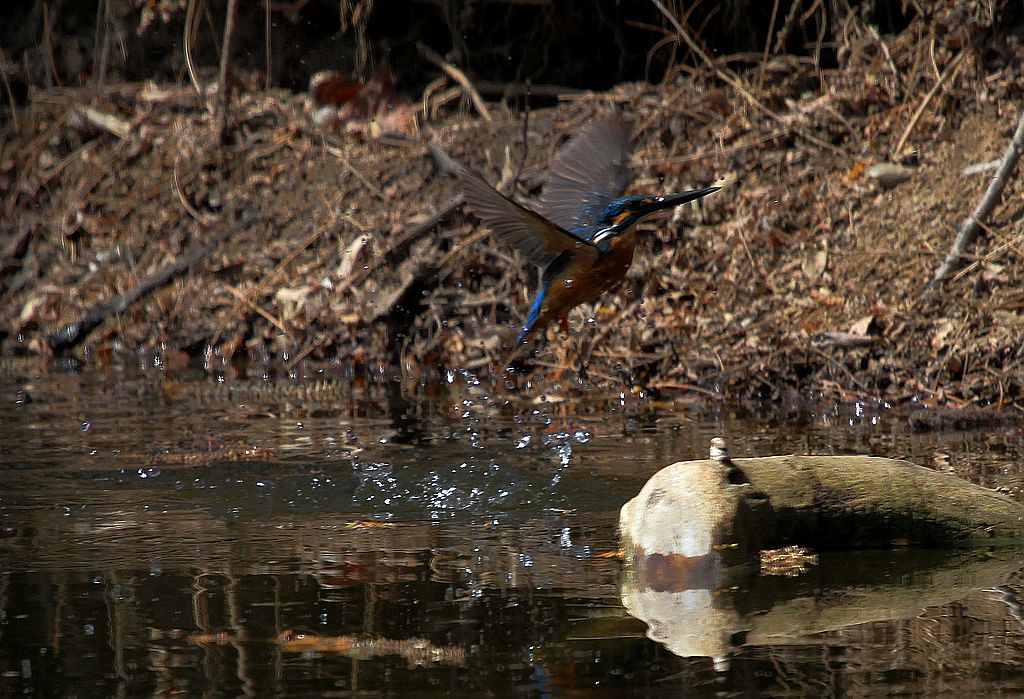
[{"xmin": 559, "ymin": 314, "xmax": 570, "ymax": 334}]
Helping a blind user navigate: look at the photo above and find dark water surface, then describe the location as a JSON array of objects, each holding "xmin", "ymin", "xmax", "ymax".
[{"xmin": 2, "ymin": 362, "xmax": 1023, "ymax": 697}]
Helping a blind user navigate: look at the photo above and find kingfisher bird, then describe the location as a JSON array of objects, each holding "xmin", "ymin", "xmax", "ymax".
[{"xmin": 456, "ymin": 115, "xmax": 720, "ymax": 346}]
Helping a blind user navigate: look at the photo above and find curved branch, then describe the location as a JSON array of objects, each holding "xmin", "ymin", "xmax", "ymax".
[{"xmin": 931, "ymin": 107, "xmax": 1024, "ymax": 288}]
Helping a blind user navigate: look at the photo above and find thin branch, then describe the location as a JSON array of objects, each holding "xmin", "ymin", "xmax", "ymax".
[
  {"xmin": 893, "ymin": 50, "xmax": 965, "ymax": 157},
  {"xmin": 224, "ymin": 283, "xmax": 287, "ymax": 333},
  {"xmin": 183, "ymin": 0, "xmax": 212, "ymax": 114},
  {"xmin": 0, "ymin": 53, "xmax": 19, "ymax": 132},
  {"xmin": 512, "ymin": 82, "xmax": 530, "ymax": 188},
  {"xmin": 772, "ymin": 0, "xmax": 806, "ymax": 54},
  {"xmin": 756, "ymin": 0, "xmax": 782, "ymax": 95},
  {"xmin": 930, "ymin": 106, "xmax": 1024, "ymax": 288},
  {"xmin": 41, "ymin": 2, "xmax": 62, "ymax": 88},
  {"xmin": 417, "ymin": 42, "xmax": 492, "ymax": 123},
  {"xmin": 264, "ymin": 0, "xmax": 272, "ymax": 89},
  {"xmin": 866, "ymin": 23, "xmax": 899, "ymax": 98},
  {"xmin": 95, "ymin": 0, "xmax": 113, "ymax": 88},
  {"xmin": 216, "ymin": 0, "xmax": 239, "ymax": 146}
]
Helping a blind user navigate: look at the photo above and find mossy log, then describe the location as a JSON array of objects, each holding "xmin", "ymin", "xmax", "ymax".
[{"xmin": 621, "ymin": 455, "xmax": 1024, "ymax": 560}]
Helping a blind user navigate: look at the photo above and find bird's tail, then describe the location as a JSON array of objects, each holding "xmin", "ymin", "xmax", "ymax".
[{"xmin": 515, "ymin": 283, "xmax": 550, "ymax": 345}]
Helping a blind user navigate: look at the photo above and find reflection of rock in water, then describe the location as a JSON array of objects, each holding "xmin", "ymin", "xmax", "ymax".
[
  {"xmin": 621, "ymin": 585, "xmax": 740, "ymax": 661},
  {"xmin": 620, "ymin": 548, "xmax": 1023, "ymax": 662}
]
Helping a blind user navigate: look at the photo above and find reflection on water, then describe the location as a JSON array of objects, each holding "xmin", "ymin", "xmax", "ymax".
[{"xmin": 1, "ymin": 362, "xmax": 1024, "ymax": 695}]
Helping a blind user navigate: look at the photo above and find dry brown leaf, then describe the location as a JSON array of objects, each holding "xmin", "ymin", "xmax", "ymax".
[
  {"xmin": 849, "ymin": 315, "xmax": 875, "ymax": 336},
  {"xmin": 802, "ymin": 245, "xmax": 829, "ymax": 280}
]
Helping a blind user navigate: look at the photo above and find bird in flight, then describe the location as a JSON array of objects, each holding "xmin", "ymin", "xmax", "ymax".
[{"xmin": 456, "ymin": 115, "xmax": 720, "ymax": 346}]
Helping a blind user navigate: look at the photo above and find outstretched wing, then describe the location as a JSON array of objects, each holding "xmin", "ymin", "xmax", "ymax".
[
  {"xmin": 456, "ymin": 164, "xmax": 598, "ymax": 270},
  {"xmin": 538, "ymin": 116, "xmax": 633, "ymax": 234}
]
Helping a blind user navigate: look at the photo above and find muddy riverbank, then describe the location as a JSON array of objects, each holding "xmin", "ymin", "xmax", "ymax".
[{"xmin": 2, "ymin": 1, "xmax": 1022, "ymax": 409}]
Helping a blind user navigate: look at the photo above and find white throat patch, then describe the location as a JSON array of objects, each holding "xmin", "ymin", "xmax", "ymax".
[{"xmin": 591, "ymin": 227, "xmax": 616, "ymax": 246}]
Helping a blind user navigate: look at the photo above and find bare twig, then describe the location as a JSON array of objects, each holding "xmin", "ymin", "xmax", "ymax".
[
  {"xmin": 183, "ymin": 0, "xmax": 212, "ymax": 114},
  {"xmin": 224, "ymin": 283, "xmax": 287, "ymax": 333},
  {"xmin": 930, "ymin": 106, "xmax": 1024, "ymax": 288},
  {"xmin": 893, "ymin": 51, "xmax": 966, "ymax": 157},
  {"xmin": 438, "ymin": 227, "xmax": 488, "ymax": 271},
  {"xmin": 60, "ymin": 140, "xmax": 118, "ymax": 234},
  {"xmin": 285, "ymin": 335, "xmax": 325, "ymax": 371},
  {"xmin": 950, "ymin": 229, "xmax": 1024, "ymax": 284},
  {"xmin": 172, "ymin": 149, "xmax": 213, "ymax": 223},
  {"xmin": 866, "ymin": 23, "xmax": 899, "ymax": 98},
  {"xmin": 0, "ymin": 55, "xmax": 20, "ymax": 132},
  {"xmin": 94, "ymin": 0, "xmax": 112, "ymax": 87},
  {"xmin": 41, "ymin": 2, "xmax": 62, "ymax": 88},
  {"xmin": 417, "ymin": 42, "xmax": 492, "ymax": 123},
  {"xmin": 811, "ymin": 332, "xmax": 877, "ymax": 349},
  {"xmin": 756, "ymin": 0, "xmax": 782, "ymax": 94},
  {"xmin": 264, "ymin": 0, "xmax": 272, "ymax": 89},
  {"xmin": 421, "ymin": 76, "xmax": 449, "ymax": 120},
  {"xmin": 772, "ymin": 0, "xmax": 806, "ymax": 53},
  {"xmin": 216, "ymin": 0, "xmax": 239, "ymax": 146},
  {"xmin": 512, "ymin": 83, "xmax": 531, "ymax": 187}
]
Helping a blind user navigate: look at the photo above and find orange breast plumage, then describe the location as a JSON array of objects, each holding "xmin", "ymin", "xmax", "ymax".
[{"xmin": 531, "ymin": 232, "xmax": 637, "ymax": 331}]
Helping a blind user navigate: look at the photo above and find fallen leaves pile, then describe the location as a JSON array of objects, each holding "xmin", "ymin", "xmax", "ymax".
[{"xmin": 2, "ymin": 0, "xmax": 1022, "ymax": 408}]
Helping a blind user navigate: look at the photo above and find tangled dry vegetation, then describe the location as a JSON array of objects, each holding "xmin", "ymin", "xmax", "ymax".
[{"xmin": 1, "ymin": 1, "xmax": 1023, "ymax": 409}]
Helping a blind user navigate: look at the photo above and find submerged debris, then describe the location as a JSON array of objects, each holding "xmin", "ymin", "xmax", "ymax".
[
  {"xmin": 760, "ymin": 546, "xmax": 819, "ymax": 577},
  {"xmin": 277, "ymin": 631, "xmax": 466, "ymax": 666}
]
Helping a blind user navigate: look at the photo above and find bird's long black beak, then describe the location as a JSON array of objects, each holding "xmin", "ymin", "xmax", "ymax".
[{"xmin": 638, "ymin": 186, "xmax": 721, "ymax": 216}]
